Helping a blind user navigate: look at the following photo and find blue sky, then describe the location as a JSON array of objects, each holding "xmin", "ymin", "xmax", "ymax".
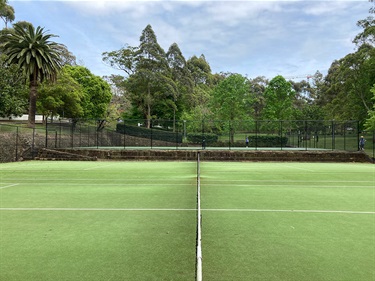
[{"xmin": 7, "ymin": 0, "xmax": 372, "ymax": 80}]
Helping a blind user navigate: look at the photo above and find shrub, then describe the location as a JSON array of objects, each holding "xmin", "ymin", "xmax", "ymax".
[
  {"xmin": 186, "ymin": 133, "xmax": 218, "ymax": 144},
  {"xmin": 116, "ymin": 124, "xmax": 182, "ymax": 143}
]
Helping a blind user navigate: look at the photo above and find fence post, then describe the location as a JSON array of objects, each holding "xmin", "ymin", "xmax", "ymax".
[
  {"xmin": 228, "ymin": 120, "xmax": 231, "ymax": 150},
  {"xmin": 71, "ymin": 123, "xmax": 74, "ymax": 148},
  {"xmin": 151, "ymin": 119, "xmax": 153, "ymax": 149},
  {"xmin": 123, "ymin": 122, "xmax": 126, "ymax": 149},
  {"xmin": 45, "ymin": 121, "xmax": 48, "ymax": 148},
  {"xmin": 32, "ymin": 127, "xmax": 36, "ymax": 159},
  {"xmin": 357, "ymin": 121, "xmax": 360, "ymax": 151},
  {"xmin": 255, "ymin": 120, "xmax": 258, "ymax": 150},
  {"xmin": 332, "ymin": 120, "xmax": 335, "ymax": 150},
  {"xmin": 280, "ymin": 120, "xmax": 283, "ymax": 150},
  {"xmin": 15, "ymin": 126, "xmax": 19, "ymax": 161}
]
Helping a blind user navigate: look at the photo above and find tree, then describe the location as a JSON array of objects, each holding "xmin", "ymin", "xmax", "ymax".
[
  {"xmin": 364, "ymin": 85, "xmax": 375, "ymax": 130},
  {"xmin": 104, "ymin": 74, "xmax": 132, "ymax": 120},
  {"xmin": 129, "ymin": 25, "xmax": 173, "ymax": 128},
  {"xmin": 0, "ymin": 0, "xmax": 14, "ymax": 28},
  {"xmin": 56, "ymin": 44, "xmax": 77, "ymax": 66},
  {"xmin": 353, "ymin": 0, "xmax": 375, "ymax": 47},
  {"xmin": 102, "ymin": 44, "xmax": 138, "ymax": 76},
  {"xmin": 249, "ymin": 76, "xmax": 268, "ymax": 120},
  {"xmin": 37, "ymin": 67, "xmax": 84, "ymax": 122},
  {"xmin": 64, "ymin": 65, "xmax": 112, "ymax": 122},
  {"xmin": 211, "ymin": 73, "xmax": 252, "ymax": 143},
  {"xmin": 319, "ymin": 45, "xmax": 375, "ymax": 124},
  {"xmin": 166, "ymin": 42, "xmax": 193, "ymax": 131},
  {"xmin": 183, "ymin": 54, "xmax": 214, "ymax": 122},
  {"xmin": 0, "ymin": 53, "xmax": 28, "ymax": 117},
  {"xmin": 262, "ymin": 75, "xmax": 295, "ymax": 120},
  {"xmin": 0, "ymin": 23, "xmax": 63, "ymax": 127}
]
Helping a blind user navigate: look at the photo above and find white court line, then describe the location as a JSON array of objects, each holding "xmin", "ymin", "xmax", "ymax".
[
  {"xmin": 83, "ymin": 163, "xmax": 118, "ymax": 171},
  {"xmin": 279, "ymin": 164, "xmax": 315, "ymax": 172},
  {"xmin": 0, "ymin": 208, "xmax": 196, "ymax": 211},
  {"xmin": 0, "ymin": 184, "xmax": 19, "ymax": 190},
  {"xmin": 0, "ymin": 208, "xmax": 374, "ymax": 214},
  {"xmin": 202, "ymin": 209, "xmax": 375, "ymax": 214}
]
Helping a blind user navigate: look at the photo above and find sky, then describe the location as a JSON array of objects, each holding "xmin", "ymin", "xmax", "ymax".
[{"xmin": 7, "ymin": 0, "xmax": 373, "ymax": 80}]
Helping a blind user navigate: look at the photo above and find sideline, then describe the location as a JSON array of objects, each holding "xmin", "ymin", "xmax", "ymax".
[{"xmin": 0, "ymin": 183, "xmax": 19, "ymax": 190}]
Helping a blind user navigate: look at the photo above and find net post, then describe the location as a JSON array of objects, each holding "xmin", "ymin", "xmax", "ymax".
[{"xmin": 196, "ymin": 151, "xmax": 202, "ymax": 281}]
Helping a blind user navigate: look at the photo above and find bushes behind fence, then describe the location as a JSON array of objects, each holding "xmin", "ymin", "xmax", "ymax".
[{"xmin": 116, "ymin": 124, "xmax": 183, "ymax": 143}]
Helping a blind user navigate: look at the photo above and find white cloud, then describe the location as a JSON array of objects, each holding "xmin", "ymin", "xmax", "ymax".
[{"xmin": 8, "ymin": 0, "xmax": 372, "ymax": 78}]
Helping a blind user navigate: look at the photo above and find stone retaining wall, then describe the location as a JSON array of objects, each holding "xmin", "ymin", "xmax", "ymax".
[{"xmin": 53, "ymin": 148, "xmax": 372, "ymax": 163}]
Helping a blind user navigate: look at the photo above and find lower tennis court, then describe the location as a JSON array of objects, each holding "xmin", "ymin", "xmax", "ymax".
[{"xmin": 0, "ymin": 160, "xmax": 374, "ymax": 280}]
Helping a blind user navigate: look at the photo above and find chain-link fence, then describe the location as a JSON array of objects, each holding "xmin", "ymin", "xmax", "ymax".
[{"xmin": 1, "ymin": 119, "xmax": 374, "ymax": 162}]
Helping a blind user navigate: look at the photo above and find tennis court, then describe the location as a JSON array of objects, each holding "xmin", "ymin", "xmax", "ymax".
[{"xmin": 0, "ymin": 160, "xmax": 374, "ymax": 280}]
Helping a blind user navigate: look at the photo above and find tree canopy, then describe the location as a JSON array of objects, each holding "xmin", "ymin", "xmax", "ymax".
[{"xmin": 0, "ymin": 23, "xmax": 63, "ymax": 126}]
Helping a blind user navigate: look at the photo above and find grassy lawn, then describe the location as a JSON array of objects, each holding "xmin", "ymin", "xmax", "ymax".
[{"xmin": 1, "ymin": 161, "xmax": 374, "ymax": 281}]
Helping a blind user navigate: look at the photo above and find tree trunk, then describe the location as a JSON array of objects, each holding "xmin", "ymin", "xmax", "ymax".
[{"xmin": 28, "ymin": 79, "xmax": 38, "ymax": 128}]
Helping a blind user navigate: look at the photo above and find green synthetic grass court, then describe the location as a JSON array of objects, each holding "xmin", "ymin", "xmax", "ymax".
[{"xmin": 0, "ymin": 161, "xmax": 374, "ymax": 281}]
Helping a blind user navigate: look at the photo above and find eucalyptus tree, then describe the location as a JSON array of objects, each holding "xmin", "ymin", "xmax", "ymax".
[
  {"xmin": 0, "ymin": 23, "xmax": 63, "ymax": 127},
  {"xmin": 179, "ymin": 54, "xmax": 214, "ymax": 132},
  {"xmin": 353, "ymin": 0, "xmax": 375, "ymax": 47},
  {"xmin": 320, "ymin": 45, "xmax": 375, "ymax": 124},
  {"xmin": 185, "ymin": 54, "xmax": 213, "ymax": 109},
  {"xmin": 102, "ymin": 44, "xmax": 138, "ymax": 76},
  {"xmin": 0, "ymin": 0, "xmax": 14, "ymax": 28},
  {"xmin": 128, "ymin": 25, "xmax": 174, "ymax": 128},
  {"xmin": 166, "ymin": 42, "xmax": 193, "ymax": 130}
]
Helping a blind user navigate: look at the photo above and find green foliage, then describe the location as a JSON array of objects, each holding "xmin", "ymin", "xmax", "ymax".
[
  {"xmin": 364, "ymin": 85, "xmax": 375, "ymax": 130},
  {"xmin": 247, "ymin": 135, "xmax": 288, "ymax": 147},
  {"xmin": 116, "ymin": 123, "xmax": 183, "ymax": 143},
  {"xmin": 0, "ymin": 23, "xmax": 63, "ymax": 126},
  {"xmin": 321, "ymin": 45, "xmax": 375, "ymax": 125},
  {"xmin": 211, "ymin": 73, "xmax": 252, "ymax": 120},
  {"xmin": 211, "ymin": 73, "xmax": 253, "ymax": 142},
  {"xmin": 103, "ymin": 29, "xmax": 215, "ymax": 126},
  {"xmin": 186, "ymin": 132, "xmax": 218, "ymax": 144},
  {"xmin": 37, "ymin": 68, "xmax": 84, "ymax": 120},
  {"xmin": 0, "ymin": 54, "xmax": 28, "ymax": 117},
  {"xmin": 262, "ymin": 75, "xmax": 295, "ymax": 120},
  {"xmin": 0, "ymin": 0, "xmax": 14, "ymax": 28},
  {"xmin": 0, "ymin": 23, "xmax": 62, "ymax": 82},
  {"xmin": 63, "ymin": 65, "xmax": 112, "ymax": 120}
]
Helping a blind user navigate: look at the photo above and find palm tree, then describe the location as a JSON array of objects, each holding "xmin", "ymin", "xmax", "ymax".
[{"xmin": 0, "ymin": 23, "xmax": 62, "ymax": 127}]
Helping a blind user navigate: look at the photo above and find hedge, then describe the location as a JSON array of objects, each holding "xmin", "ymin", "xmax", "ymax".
[
  {"xmin": 211, "ymin": 135, "xmax": 289, "ymax": 147},
  {"xmin": 186, "ymin": 133, "xmax": 219, "ymax": 144},
  {"xmin": 116, "ymin": 124, "xmax": 183, "ymax": 143}
]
